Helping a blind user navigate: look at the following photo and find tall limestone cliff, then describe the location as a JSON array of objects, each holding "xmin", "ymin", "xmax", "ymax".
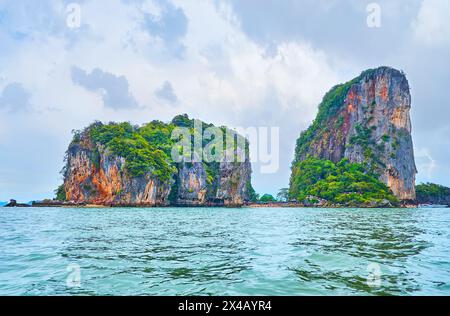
[
  {"xmin": 61, "ymin": 115, "xmax": 253, "ymax": 207},
  {"xmin": 290, "ymin": 67, "xmax": 416, "ymax": 202}
]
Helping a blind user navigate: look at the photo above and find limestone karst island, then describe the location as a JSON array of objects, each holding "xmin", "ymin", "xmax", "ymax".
[
  {"xmin": 58, "ymin": 115, "xmax": 255, "ymax": 207},
  {"xmin": 25, "ymin": 66, "xmax": 445, "ymax": 209},
  {"xmin": 289, "ymin": 67, "xmax": 416, "ymax": 207}
]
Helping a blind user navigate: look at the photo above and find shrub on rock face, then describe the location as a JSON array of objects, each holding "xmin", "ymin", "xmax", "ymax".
[
  {"xmin": 89, "ymin": 121, "xmax": 176, "ymax": 180},
  {"xmin": 55, "ymin": 185, "xmax": 66, "ymax": 201},
  {"xmin": 289, "ymin": 157, "xmax": 399, "ymax": 207}
]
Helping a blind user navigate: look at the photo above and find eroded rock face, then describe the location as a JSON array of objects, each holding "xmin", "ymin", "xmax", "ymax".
[
  {"xmin": 64, "ymin": 134, "xmax": 171, "ymax": 206},
  {"xmin": 63, "ymin": 119, "xmax": 253, "ymax": 206},
  {"xmin": 174, "ymin": 161, "xmax": 252, "ymax": 206},
  {"xmin": 217, "ymin": 161, "xmax": 252, "ymax": 206},
  {"xmin": 292, "ymin": 67, "xmax": 417, "ymax": 200},
  {"xmin": 176, "ymin": 162, "xmax": 208, "ymax": 205}
]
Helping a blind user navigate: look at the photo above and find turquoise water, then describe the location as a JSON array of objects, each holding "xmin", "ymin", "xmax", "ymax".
[{"xmin": 0, "ymin": 207, "xmax": 449, "ymax": 295}]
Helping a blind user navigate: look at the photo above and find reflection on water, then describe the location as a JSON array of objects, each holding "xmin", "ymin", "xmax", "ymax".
[{"xmin": 0, "ymin": 207, "xmax": 449, "ymax": 295}]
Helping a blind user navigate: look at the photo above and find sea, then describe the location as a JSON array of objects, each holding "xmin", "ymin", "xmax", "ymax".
[{"xmin": 0, "ymin": 207, "xmax": 449, "ymax": 295}]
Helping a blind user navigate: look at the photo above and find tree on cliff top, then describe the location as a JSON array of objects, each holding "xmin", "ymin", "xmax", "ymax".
[
  {"xmin": 277, "ymin": 188, "xmax": 289, "ymax": 202},
  {"xmin": 416, "ymin": 183, "xmax": 450, "ymax": 203},
  {"xmin": 259, "ymin": 194, "xmax": 276, "ymax": 203}
]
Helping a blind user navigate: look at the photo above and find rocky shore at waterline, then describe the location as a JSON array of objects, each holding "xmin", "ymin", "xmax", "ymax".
[
  {"xmin": 3, "ymin": 199, "xmax": 31, "ymax": 207},
  {"xmin": 12, "ymin": 198, "xmax": 421, "ymax": 208},
  {"xmin": 30, "ymin": 199, "xmax": 246, "ymax": 208}
]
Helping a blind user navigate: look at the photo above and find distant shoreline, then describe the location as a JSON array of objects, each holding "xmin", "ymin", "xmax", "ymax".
[
  {"xmin": 1, "ymin": 200, "xmax": 434, "ymax": 209},
  {"xmin": 246, "ymin": 202, "xmax": 421, "ymax": 209}
]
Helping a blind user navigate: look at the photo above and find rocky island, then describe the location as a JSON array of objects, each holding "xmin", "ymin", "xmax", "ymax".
[
  {"xmin": 54, "ymin": 114, "xmax": 256, "ymax": 207},
  {"xmin": 289, "ymin": 67, "xmax": 417, "ymax": 207},
  {"xmin": 24, "ymin": 67, "xmax": 438, "ymax": 209}
]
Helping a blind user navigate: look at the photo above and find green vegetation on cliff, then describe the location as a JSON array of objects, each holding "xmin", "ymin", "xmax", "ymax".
[
  {"xmin": 55, "ymin": 184, "xmax": 66, "ymax": 201},
  {"xmin": 290, "ymin": 67, "xmax": 414, "ymax": 206},
  {"xmin": 293, "ymin": 83, "xmax": 352, "ymax": 160},
  {"xmin": 416, "ymin": 183, "xmax": 448, "ymax": 197},
  {"xmin": 416, "ymin": 183, "xmax": 450, "ymax": 205},
  {"xmin": 290, "ymin": 158, "xmax": 399, "ymax": 206},
  {"xmin": 88, "ymin": 121, "xmax": 176, "ymax": 181},
  {"xmin": 276, "ymin": 188, "xmax": 289, "ymax": 202},
  {"xmin": 259, "ymin": 194, "xmax": 276, "ymax": 203},
  {"xmin": 66, "ymin": 114, "xmax": 255, "ymax": 199},
  {"xmin": 247, "ymin": 183, "xmax": 259, "ymax": 202},
  {"xmin": 293, "ymin": 69, "xmax": 377, "ymax": 162}
]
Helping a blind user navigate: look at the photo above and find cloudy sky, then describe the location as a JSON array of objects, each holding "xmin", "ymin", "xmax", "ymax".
[{"xmin": 0, "ymin": 0, "xmax": 449, "ymax": 201}]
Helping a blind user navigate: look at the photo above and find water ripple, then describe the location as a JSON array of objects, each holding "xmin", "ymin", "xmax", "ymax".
[{"xmin": 0, "ymin": 207, "xmax": 449, "ymax": 295}]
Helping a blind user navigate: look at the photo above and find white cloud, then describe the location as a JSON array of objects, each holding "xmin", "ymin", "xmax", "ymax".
[
  {"xmin": 415, "ymin": 147, "xmax": 437, "ymax": 179},
  {"xmin": 170, "ymin": 0, "xmax": 339, "ymax": 125},
  {"xmin": 0, "ymin": 0, "xmax": 341, "ymax": 199},
  {"xmin": 413, "ymin": 0, "xmax": 450, "ymax": 46},
  {"xmin": 3, "ymin": 0, "xmax": 450, "ymax": 197}
]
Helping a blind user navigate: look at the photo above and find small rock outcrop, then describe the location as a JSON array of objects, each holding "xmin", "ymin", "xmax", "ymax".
[
  {"xmin": 5, "ymin": 199, "xmax": 17, "ymax": 207},
  {"xmin": 4, "ymin": 199, "xmax": 31, "ymax": 207}
]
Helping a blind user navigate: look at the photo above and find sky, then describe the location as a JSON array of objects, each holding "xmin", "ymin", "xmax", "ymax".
[{"xmin": 0, "ymin": 0, "xmax": 450, "ymax": 201}]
